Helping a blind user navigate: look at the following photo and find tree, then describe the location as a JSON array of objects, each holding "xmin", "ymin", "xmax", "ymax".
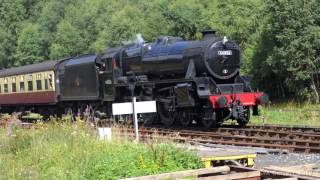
[
  {"xmin": 15, "ymin": 23, "xmax": 44, "ymax": 65},
  {"xmin": 37, "ymin": 0, "xmax": 80, "ymax": 59},
  {"xmin": 202, "ymin": 0, "xmax": 264, "ymax": 73},
  {"xmin": 163, "ymin": 0, "xmax": 207, "ymax": 39},
  {"xmin": 252, "ymin": 0, "xmax": 320, "ymax": 102},
  {"xmin": 93, "ymin": 3, "xmax": 151, "ymax": 51},
  {"xmin": 0, "ymin": 27, "xmax": 17, "ymax": 68},
  {"xmin": 0, "ymin": 0, "xmax": 25, "ymax": 32},
  {"xmin": 0, "ymin": 0, "xmax": 25, "ymax": 68},
  {"xmin": 50, "ymin": 20, "xmax": 87, "ymax": 59}
]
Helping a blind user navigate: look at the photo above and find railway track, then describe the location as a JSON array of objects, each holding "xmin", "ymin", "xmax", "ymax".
[
  {"xmin": 144, "ymin": 124, "xmax": 320, "ymax": 135},
  {"xmin": 143, "ymin": 126, "xmax": 320, "ymax": 141},
  {"xmin": 2, "ymin": 120, "xmax": 320, "ymax": 153},
  {"xmin": 247, "ymin": 124, "xmax": 320, "ymax": 134},
  {"xmin": 119, "ymin": 125, "xmax": 320, "ymax": 153}
]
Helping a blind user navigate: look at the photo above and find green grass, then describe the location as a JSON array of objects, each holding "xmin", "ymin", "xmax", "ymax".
[
  {"xmin": 0, "ymin": 121, "xmax": 203, "ymax": 180},
  {"xmin": 250, "ymin": 103, "xmax": 320, "ymax": 126}
]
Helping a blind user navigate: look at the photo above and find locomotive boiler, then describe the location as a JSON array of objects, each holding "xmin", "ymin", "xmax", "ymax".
[{"xmin": 120, "ymin": 30, "xmax": 240, "ymax": 81}]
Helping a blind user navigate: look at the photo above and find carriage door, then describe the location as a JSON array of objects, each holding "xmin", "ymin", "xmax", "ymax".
[{"xmin": 102, "ymin": 58, "xmax": 115, "ymax": 101}]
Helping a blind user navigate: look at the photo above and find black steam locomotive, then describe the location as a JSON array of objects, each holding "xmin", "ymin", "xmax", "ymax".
[{"xmin": 0, "ymin": 30, "xmax": 267, "ymax": 128}]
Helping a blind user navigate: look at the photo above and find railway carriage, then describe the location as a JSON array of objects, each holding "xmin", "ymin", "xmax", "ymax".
[
  {"xmin": 0, "ymin": 55, "xmax": 102, "ymax": 117},
  {"xmin": 0, "ymin": 61, "xmax": 57, "ymax": 106},
  {"xmin": 0, "ymin": 31, "xmax": 267, "ymax": 127}
]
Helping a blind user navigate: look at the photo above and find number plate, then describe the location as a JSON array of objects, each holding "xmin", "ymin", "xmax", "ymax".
[{"xmin": 218, "ymin": 50, "xmax": 232, "ymax": 56}]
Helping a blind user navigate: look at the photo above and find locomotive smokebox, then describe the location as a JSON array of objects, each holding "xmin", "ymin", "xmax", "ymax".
[{"xmin": 202, "ymin": 30, "xmax": 216, "ymax": 39}]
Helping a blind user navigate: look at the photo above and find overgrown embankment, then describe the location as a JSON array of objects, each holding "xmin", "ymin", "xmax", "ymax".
[{"xmin": 0, "ymin": 122, "xmax": 203, "ymax": 179}]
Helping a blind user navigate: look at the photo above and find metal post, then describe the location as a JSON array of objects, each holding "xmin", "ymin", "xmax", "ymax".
[{"xmin": 132, "ymin": 96, "xmax": 139, "ymax": 142}]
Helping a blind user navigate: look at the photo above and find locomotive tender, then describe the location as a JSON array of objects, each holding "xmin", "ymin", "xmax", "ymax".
[{"xmin": 0, "ymin": 30, "xmax": 267, "ymax": 128}]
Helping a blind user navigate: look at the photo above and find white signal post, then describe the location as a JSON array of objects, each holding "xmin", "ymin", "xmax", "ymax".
[
  {"xmin": 112, "ymin": 99, "xmax": 157, "ymax": 142},
  {"xmin": 132, "ymin": 97, "xmax": 139, "ymax": 142}
]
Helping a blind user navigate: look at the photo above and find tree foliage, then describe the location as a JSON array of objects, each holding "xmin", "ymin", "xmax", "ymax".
[
  {"xmin": 252, "ymin": 0, "xmax": 320, "ymax": 102},
  {"xmin": 0, "ymin": 0, "xmax": 25, "ymax": 67},
  {"xmin": 15, "ymin": 23, "xmax": 43, "ymax": 65},
  {"xmin": 0, "ymin": 0, "xmax": 319, "ymax": 102}
]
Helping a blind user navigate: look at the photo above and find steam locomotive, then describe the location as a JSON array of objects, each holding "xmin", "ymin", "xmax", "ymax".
[{"xmin": 0, "ymin": 30, "xmax": 267, "ymax": 128}]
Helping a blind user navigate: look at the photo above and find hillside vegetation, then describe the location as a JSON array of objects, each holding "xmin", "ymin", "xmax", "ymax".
[{"xmin": 0, "ymin": 0, "xmax": 319, "ymax": 101}]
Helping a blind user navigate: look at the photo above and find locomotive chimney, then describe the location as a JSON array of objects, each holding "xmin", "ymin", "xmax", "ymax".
[{"xmin": 202, "ymin": 30, "xmax": 216, "ymax": 39}]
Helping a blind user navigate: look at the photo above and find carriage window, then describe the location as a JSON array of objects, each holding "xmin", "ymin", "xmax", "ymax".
[
  {"xmin": 48, "ymin": 74, "xmax": 53, "ymax": 88},
  {"xmin": 28, "ymin": 81, "xmax": 33, "ymax": 91},
  {"xmin": 36, "ymin": 80, "xmax": 42, "ymax": 90},
  {"xmin": 48, "ymin": 78, "xmax": 53, "ymax": 88},
  {"xmin": 4, "ymin": 84, "xmax": 8, "ymax": 93},
  {"xmin": 20, "ymin": 82, "xmax": 25, "ymax": 92},
  {"xmin": 45, "ymin": 79, "xmax": 49, "ymax": 90},
  {"xmin": 12, "ymin": 83, "xmax": 16, "ymax": 92}
]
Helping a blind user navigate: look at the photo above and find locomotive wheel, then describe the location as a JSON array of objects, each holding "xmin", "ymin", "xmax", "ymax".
[
  {"xmin": 142, "ymin": 113, "xmax": 157, "ymax": 126},
  {"xmin": 158, "ymin": 102, "xmax": 175, "ymax": 127},
  {"xmin": 201, "ymin": 108, "xmax": 220, "ymax": 129},
  {"xmin": 237, "ymin": 107, "xmax": 250, "ymax": 127},
  {"xmin": 201, "ymin": 118, "xmax": 215, "ymax": 129},
  {"xmin": 178, "ymin": 111, "xmax": 192, "ymax": 127},
  {"xmin": 201, "ymin": 110, "xmax": 215, "ymax": 129}
]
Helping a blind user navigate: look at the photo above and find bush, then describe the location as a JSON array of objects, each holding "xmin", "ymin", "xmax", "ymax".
[{"xmin": 84, "ymin": 142, "xmax": 202, "ymax": 180}]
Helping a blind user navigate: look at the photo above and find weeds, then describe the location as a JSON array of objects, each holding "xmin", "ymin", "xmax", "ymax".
[{"xmin": 0, "ymin": 122, "xmax": 202, "ymax": 180}]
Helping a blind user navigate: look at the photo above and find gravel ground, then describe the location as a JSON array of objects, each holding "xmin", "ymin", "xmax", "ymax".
[{"xmin": 255, "ymin": 153, "xmax": 320, "ymax": 169}]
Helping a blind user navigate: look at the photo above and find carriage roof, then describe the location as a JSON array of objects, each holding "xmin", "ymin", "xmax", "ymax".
[{"xmin": 0, "ymin": 60, "xmax": 60, "ymax": 78}]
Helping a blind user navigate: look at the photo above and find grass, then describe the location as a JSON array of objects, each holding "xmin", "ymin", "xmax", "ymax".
[
  {"xmin": 0, "ymin": 121, "xmax": 203, "ymax": 180},
  {"xmin": 250, "ymin": 103, "xmax": 320, "ymax": 126},
  {"xmin": 0, "ymin": 102, "xmax": 319, "ymax": 179}
]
